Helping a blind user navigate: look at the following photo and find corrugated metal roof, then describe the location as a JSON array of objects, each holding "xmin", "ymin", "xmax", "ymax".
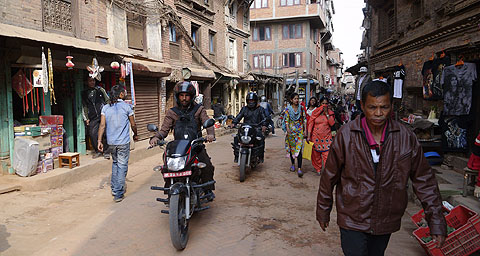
[{"xmin": 0, "ymin": 23, "xmax": 131, "ymax": 56}]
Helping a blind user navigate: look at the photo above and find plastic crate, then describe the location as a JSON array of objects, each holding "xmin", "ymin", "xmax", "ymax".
[
  {"xmin": 412, "ymin": 206, "xmax": 450, "ymax": 228},
  {"xmin": 413, "ymin": 205, "xmax": 480, "ymax": 256}
]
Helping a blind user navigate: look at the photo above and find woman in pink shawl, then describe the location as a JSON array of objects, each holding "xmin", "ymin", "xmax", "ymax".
[{"xmin": 307, "ymin": 97, "xmax": 335, "ymax": 175}]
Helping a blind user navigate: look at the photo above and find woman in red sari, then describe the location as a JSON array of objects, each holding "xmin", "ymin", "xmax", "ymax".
[{"xmin": 307, "ymin": 97, "xmax": 335, "ymax": 175}]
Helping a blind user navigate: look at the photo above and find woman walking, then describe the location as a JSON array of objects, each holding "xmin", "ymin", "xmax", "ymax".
[
  {"xmin": 284, "ymin": 93, "xmax": 306, "ymax": 177},
  {"xmin": 308, "ymin": 97, "xmax": 335, "ymax": 175},
  {"xmin": 306, "ymin": 97, "xmax": 318, "ymax": 128}
]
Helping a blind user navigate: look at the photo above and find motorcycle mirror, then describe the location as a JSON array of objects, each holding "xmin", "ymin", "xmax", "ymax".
[
  {"xmin": 147, "ymin": 124, "xmax": 158, "ymax": 132},
  {"xmin": 203, "ymin": 119, "xmax": 215, "ymax": 129}
]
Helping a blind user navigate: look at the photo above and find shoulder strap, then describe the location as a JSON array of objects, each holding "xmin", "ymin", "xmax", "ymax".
[{"xmin": 171, "ymin": 107, "xmax": 183, "ymax": 116}]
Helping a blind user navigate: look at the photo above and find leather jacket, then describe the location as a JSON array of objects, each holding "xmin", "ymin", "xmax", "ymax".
[
  {"xmin": 233, "ymin": 106, "xmax": 267, "ymax": 127},
  {"xmin": 316, "ymin": 116, "xmax": 446, "ymax": 236}
]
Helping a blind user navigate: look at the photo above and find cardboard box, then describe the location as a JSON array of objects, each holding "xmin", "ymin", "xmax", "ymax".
[
  {"xmin": 37, "ymin": 158, "xmax": 54, "ymax": 174},
  {"xmin": 23, "ymin": 135, "xmax": 51, "ymax": 150},
  {"xmin": 50, "ymin": 135, "xmax": 63, "ymax": 147}
]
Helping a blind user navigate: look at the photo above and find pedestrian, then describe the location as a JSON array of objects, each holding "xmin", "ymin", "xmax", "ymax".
[
  {"xmin": 467, "ymin": 130, "xmax": 480, "ymax": 198},
  {"xmin": 306, "ymin": 97, "xmax": 318, "ymax": 129},
  {"xmin": 354, "ymin": 66, "xmax": 371, "ymax": 112},
  {"xmin": 98, "ymin": 85, "xmax": 138, "ymax": 203},
  {"xmin": 82, "ymin": 77, "xmax": 110, "ymax": 159},
  {"xmin": 284, "ymin": 93, "xmax": 306, "ymax": 178},
  {"xmin": 316, "ymin": 81, "xmax": 446, "ymax": 256},
  {"xmin": 308, "ymin": 97, "xmax": 335, "ymax": 175},
  {"xmin": 260, "ymin": 95, "xmax": 276, "ymax": 136}
]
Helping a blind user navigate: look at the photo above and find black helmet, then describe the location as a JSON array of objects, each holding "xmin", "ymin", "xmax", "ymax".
[
  {"xmin": 246, "ymin": 92, "xmax": 258, "ymax": 108},
  {"xmin": 260, "ymin": 95, "xmax": 267, "ymax": 102},
  {"xmin": 175, "ymin": 81, "xmax": 196, "ymax": 107}
]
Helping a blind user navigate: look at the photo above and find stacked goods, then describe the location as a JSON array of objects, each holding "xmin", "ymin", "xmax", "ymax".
[{"xmin": 413, "ymin": 205, "xmax": 480, "ymax": 256}]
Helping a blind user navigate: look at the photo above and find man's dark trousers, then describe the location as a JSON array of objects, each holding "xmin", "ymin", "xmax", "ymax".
[
  {"xmin": 198, "ymin": 149, "xmax": 215, "ymax": 190},
  {"xmin": 340, "ymin": 228, "xmax": 391, "ymax": 256},
  {"xmin": 88, "ymin": 117, "xmax": 108, "ymax": 153}
]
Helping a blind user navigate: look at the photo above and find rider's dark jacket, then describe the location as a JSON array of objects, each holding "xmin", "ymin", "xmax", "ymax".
[{"xmin": 232, "ymin": 105, "xmax": 267, "ymax": 127}]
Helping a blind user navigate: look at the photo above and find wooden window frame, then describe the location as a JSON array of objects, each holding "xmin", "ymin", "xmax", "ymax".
[
  {"xmin": 127, "ymin": 12, "xmax": 146, "ymax": 51},
  {"xmin": 251, "ymin": 0, "xmax": 268, "ymax": 9},
  {"xmin": 191, "ymin": 23, "xmax": 201, "ymax": 48},
  {"xmin": 282, "ymin": 24, "xmax": 302, "ymax": 40},
  {"xmin": 280, "ymin": 0, "xmax": 300, "ymax": 7},
  {"xmin": 282, "ymin": 52, "xmax": 302, "ymax": 67},
  {"xmin": 252, "ymin": 26, "xmax": 272, "ymax": 41},
  {"xmin": 209, "ymin": 30, "xmax": 216, "ymax": 54},
  {"xmin": 252, "ymin": 54, "xmax": 272, "ymax": 69}
]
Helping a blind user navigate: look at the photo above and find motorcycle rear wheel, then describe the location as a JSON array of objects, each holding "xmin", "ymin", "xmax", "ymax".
[
  {"xmin": 239, "ymin": 153, "xmax": 247, "ymax": 182},
  {"xmin": 169, "ymin": 193, "xmax": 189, "ymax": 250}
]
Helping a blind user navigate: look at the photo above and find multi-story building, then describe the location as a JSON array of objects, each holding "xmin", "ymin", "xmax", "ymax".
[
  {"xmin": 326, "ymin": 47, "xmax": 344, "ymax": 91},
  {"xmin": 249, "ymin": 0, "xmax": 336, "ymax": 102}
]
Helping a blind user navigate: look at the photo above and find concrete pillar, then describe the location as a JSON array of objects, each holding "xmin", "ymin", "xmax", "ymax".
[{"xmin": 74, "ymin": 70, "xmax": 86, "ymax": 154}]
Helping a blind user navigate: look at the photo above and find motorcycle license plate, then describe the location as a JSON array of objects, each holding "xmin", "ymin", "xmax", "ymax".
[{"xmin": 163, "ymin": 171, "xmax": 192, "ymax": 178}]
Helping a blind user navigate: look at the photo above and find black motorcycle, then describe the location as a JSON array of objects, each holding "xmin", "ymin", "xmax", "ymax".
[
  {"xmin": 231, "ymin": 122, "xmax": 264, "ymax": 182},
  {"xmin": 147, "ymin": 119, "xmax": 215, "ymax": 250}
]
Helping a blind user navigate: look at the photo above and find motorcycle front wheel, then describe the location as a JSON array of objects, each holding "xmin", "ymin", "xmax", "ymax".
[
  {"xmin": 169, "ymin": 193, "xmax": 189, "ymax": 250},
  {"xmin": 239, "ymin": 153, "xmax": 247, "ymax": 182}
]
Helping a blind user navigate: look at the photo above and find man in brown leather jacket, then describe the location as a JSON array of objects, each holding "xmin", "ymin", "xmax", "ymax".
[{"xmin": 317, "ymin": 81, "xmax": 446, "ymax": 256}]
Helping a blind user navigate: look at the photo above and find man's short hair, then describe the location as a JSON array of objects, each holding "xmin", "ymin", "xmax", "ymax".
[{"xmin": 361, "ymin": 80, "xmax": 393, "ymax": 103}]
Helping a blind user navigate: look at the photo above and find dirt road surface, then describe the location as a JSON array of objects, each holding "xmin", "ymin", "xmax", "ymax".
[{"xmin": 0, "ymin": 132, "xmax": 426, "ymax": 255}]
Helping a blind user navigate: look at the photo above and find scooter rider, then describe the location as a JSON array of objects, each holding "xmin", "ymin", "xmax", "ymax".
[
  {"xmin": 259, "ymin": 95, "xmax": 275, "ymax": 136},
  {"xmin": 149, "ymin": 81, "xmax": 216, "ymax": 194},
  {"xmin": 229, "ymin": 92, "xmax": 267, "ymax": 163}
]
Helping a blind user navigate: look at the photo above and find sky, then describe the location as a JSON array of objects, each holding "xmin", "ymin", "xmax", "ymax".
[{"xmin": 331, "ymin": 0, "xmax": 366, "ymax": 70}]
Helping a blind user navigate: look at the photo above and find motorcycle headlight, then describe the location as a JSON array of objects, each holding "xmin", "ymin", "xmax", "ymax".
[
  {"xmin": 241, "ymin": 135, "xmax": 251, "ymax": 144},
  {"xmin": 167, "ymin": 156, "xmax": 187, "ymax": 171}
]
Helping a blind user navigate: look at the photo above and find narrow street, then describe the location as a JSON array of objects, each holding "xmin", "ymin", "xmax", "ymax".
[{"xmin": 1, "ymin": 132, "xmax": 426, "ymax": 256}]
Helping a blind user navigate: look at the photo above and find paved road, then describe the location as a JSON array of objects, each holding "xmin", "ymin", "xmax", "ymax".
[{"xmin": 0, "ymin": 132, "xmax": 426, "ymax": 255}]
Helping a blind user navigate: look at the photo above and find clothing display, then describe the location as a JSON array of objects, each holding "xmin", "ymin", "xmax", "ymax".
[
  {"xmin": 441, "ymin": 63, "xmax": 477, "ymax": 115},
  {"xmin": 431, "ymin": 56, "xmax": 451, "ymax": 100},
  {"xmin": 393, "ymin": 65, "xmax": 405, "ymax": 99},
  {"xmin": 422, "ymin": 60, "xmax": 434, "ymax": 99},
  {"xmin": 440, "ymin": 115, "xmax": 472, "ymax": 152}
]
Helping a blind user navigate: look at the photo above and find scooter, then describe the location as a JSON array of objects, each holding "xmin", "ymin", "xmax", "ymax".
[
  {"xmin": 147, "ymin": 119, "xmax": 216, "ymax": 250},
  {"xmin": 231, "ymin": 122, "xmax": 265, "ymax": 182}
]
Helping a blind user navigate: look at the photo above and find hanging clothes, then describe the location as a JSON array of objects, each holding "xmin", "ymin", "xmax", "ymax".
[
  {"xmin": 441, "ymin": 63, "xmax": 477, "ymax": 116},
  {"xmin": 422, "ymin": 60, "xmax": 434, "ymax": 99},
  {"xmin": 430, "ymin": 56, "xmax": 451, "ymax": 100},
  {"xmin": 393, "ymin": 65, "xmax": 405, "ymax": 99},
  {"xmin": 440, "ymin": 115, "xmax": 472, "ymax": 152}
]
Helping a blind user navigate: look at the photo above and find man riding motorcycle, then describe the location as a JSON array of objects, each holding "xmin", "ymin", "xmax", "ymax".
[
  {"xmin": 229, "ymin": 92, "xmax": 267, "ymax": 163},
  {"xmin": 150, "ymin": 81, "xmax": 215, "ymax": 195},
  {"xmin": 259, "ymin": 95, "xmax": 275, "ymax": 136}
]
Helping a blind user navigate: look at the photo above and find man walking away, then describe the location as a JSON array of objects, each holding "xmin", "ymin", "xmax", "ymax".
[
  {"xmin": 354, "ymin": 67, "xmax": 371, "ymax": 113},
  {"xmin": 82, "ymin": 77, "xmax": 110, "ymax": 159},
  {"xmin": 98, "ymin": 85, "xmax": 138, "ymax": 202},
  {"xmin": 317, "ymin": 81, "xmax": 446, "ymax": 256}
]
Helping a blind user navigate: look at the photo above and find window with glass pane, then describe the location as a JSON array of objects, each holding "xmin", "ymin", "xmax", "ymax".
[
  {"xmin": 253, "ymin": 55, "xmax": 259, "ymax": 68},
  {"xmin": 255, "ymin": 0, "xmax": 261, "ymax": 8},
  {"xmin": 191, "ymin": 24, "xmax": 200, "ymax": 47},
  {"xmin": 289, "ymin": 53, "xmax": 295, "ymax": 67},
  {"xmin": 289, "ymin": 24, "xmax": 295, "ymax": 38},
  {"xmin": 294, "ymin": 0, "xmax": 300, "ymax": 4},
  {"xmin": 259, "ymin": 27, "xmax": 265, "ymax": 41},
  {"xmin": 280, "ymin": 0, "xmax": 286, "ymax": 5},
  {"xmin": 253, "ymin": 27, "xmax": 258, "ymax": 40},
  {"xmin": 283, "ymin": 25, "xmax": 288, "ymax": 39},
  {"xmin": 266, "ymin": 55, "xmax": 271, "ymax": 68},
  {"xmin": 265, "ymin": 27, "xmax": 271, "ymax": 40},
  {"xmin": 262, "ymin": 0, "xmax": 268, "ymax": 8},
  {"xmin": 169, "ymin": 23, "xmax": 176, "ymax": 42},
  {"xmin": 295, "ymin": 24, "xmax": 301, "ymax": 38},
  {"xmin": 287, "ymin": 0, "xmax": 293, "ymax": 5},
  {"xmin": 296, "ymin": 53, "xmax": 301, "ymax": 67},
  {"xmin": 209, "ymin": 32, "xmax": 215, "ymax": 53}
]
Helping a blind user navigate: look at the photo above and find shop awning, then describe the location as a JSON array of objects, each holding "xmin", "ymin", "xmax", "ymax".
[
  {"xmin": 182, "ymin": 67, "xmax": 215, "ymax": 80},
  {"xmin": 123, "ymin": 57, "xmax": 172, "ymax": 76},
  {"xmin": 0, "ymin": 23, "xmax": 131, "ymax": 56},
  {"xmin": 215, "ymin": 71, "xmax": 240, "ymax": 79}
]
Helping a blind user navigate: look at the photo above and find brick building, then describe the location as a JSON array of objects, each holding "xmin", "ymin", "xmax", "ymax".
[
  {"xmin": 361, "ymin": 0, "xmax": 480, "ymax": 153},
  {"xmin": 326, "ymin": 47, "xmax": 344, "ymax": 91},
  {"xmin": 249, "ymin": 0, "xmax": 337, "ymax": 102},
  {"xmin": 0, "ymin": 0, "xmax": 250, "ymax": 174}
]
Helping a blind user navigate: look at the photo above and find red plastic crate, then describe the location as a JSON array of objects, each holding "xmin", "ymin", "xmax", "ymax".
[
  {"xmin": 412, "ymin": 206, "xmax": 450, "ymax": 228},
  {"xmin": 413, "ymin": 205, "xmax": 480, "ymax": 256}
]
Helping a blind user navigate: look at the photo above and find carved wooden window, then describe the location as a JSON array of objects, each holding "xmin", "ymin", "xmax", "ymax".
[
  {"xmin": 411, "ymin": 0, "xmax": 422, "ymax": 20},
  {"xmin": 378, "ymin": 6, "xmax": 395, "ymax": 42},
  {"xmin": 127, "ymin": 13, "xmax": 145, "ymax": 50},
  {"xmin": 42, "ymin": 0, "xmax": 73, "ymax": 33}
]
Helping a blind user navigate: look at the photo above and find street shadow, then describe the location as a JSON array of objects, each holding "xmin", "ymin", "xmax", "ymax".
[{"xmin": 0, "ymin": 225, "xmax": 11, "ymax": 253}]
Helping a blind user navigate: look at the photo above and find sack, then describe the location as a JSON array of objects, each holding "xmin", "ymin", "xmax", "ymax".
[{"xmin": 302, "ymin": 141, "xmax": 313, "ymax": 161}]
